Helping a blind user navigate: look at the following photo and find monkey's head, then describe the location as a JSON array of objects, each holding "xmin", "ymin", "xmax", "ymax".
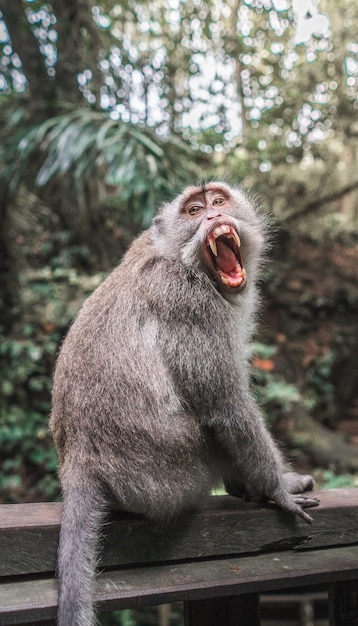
[{"xmin": 153, "ymin": 182, "xmax": 266, "ymax": 300}]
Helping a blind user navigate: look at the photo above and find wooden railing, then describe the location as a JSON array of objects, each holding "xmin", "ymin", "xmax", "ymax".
[{"xmin": 0, "ymin": 488, "xmax": 357, "ymax": 625}]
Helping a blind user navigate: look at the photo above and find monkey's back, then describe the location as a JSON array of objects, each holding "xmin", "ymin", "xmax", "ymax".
[{"xmin": 50, "ymin": 229, "xmax": 230, "ymax": 517}]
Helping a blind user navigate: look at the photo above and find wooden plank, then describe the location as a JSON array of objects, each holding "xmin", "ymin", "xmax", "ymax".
[
  {"xmin": 184, "ymin": 594, "xmax": 260, "ymax": 626},
  {"xmin": 0, "ymin": 503, "xmax": 60, "ymax": 579},
  {"xmin": 0, "ymin": 545, "xmax": 357, "ymax": 625},
  {"xmin": 1, "ymin": 489, "xmax": 358, "ymax": 577},
  {"xmin": 0, "ymin": 503, "xmax": 61, "ymax": 530},
  {"xmin": 329, "ymin": 580, "xmax": 358, "ymax": 626}
]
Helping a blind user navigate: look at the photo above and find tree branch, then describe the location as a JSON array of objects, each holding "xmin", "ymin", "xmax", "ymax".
[{"xmin": 283, "ymin": 179, "xmax": 358, "ymax": 224}]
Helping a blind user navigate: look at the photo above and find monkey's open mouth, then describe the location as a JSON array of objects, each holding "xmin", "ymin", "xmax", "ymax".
[{"xmin": 205, "ymin": 224, "xmax": 247, "ymax": 293}]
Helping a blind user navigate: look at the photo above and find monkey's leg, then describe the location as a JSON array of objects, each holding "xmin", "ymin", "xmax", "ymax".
[{"xmin": 57, "ymin": 463, "xmax": 107, "ymax": 626}]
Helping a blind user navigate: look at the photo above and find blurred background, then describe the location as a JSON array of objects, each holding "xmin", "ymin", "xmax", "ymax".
[{"xmin": 0, "ymin": 0, "xmax": 357, "ymax": 507}]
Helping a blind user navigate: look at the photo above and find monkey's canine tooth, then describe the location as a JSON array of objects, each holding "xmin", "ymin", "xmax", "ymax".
[
  {"xmin": 231, "ymin": 230, "xmax": 241, "ymax": 248},
  {"xmin": 208, "ymin": 237, "xmax": 218, "ymax": 256}
]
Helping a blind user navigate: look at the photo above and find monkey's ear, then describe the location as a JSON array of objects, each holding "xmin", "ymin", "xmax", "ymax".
[{"xmin": 153, "ymin": 215, "xmax": 164, "ymax": 236}]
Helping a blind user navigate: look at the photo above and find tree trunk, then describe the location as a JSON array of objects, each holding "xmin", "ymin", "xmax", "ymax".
[
  {"xmin": 51, "ymin": 0, "xmax": 102, "ymax": 106},
  {"xmin": 0, "ymin": 0, "xmax": 59, "ymax": 328},
  {"xmin": 0, "ymin": 190, "xmax": 21, "ymax": 333},
  {"xmin": 0, "ymin": 0, "xmax": 105, "ymax": 328},
  {"xmin": 287, "ymin": 403, "xmax": 358, "ymax": 473},
  {"xmin": 0, "ymin": 0, "xmax": 57, "ymax": 119}
]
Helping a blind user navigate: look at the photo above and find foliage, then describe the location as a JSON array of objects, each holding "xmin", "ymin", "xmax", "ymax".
[
  {"xmin": 1, "ymin": 108, "xmax": 198, "ymax": 234},
  {"xmin": 304, "ymin": 351, "xmax": 336, "ymax": 421},
  {"xmin": 99, "ymin": 605, "xmax": 183, "ymax": 626},
  {"xmin": 0, "ymin": 0, "xmax": 357, "ymax": 269},
  {"xmin": 251, "ymin": 342, "xmax": 301, "ymax": 425},
  {"xmin": 0, "ymin": 332, "xmax": 60, "ymax": 502},
  {"xmin": 0, "ymin": 0, "xmax": 357, "ymax": 501},
  {"xmin": 0, "ymin": 264, "xmax": 106, "ymax": 503},
  {"xmin": 1, "ymin": 1, "xmax": 357, "ymax": 162},
  {"xmin": 100, "ymin": 609, "xmax": 135, "ymax": 626},
  {"xmin": 321, "ymin": 470, "xmax": 358, "ymax": 489}
]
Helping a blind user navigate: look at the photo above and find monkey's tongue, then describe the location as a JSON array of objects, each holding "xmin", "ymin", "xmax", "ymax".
[{"xmin": 215, "ymin": 240, "xmax": 239, "ymax": 274}]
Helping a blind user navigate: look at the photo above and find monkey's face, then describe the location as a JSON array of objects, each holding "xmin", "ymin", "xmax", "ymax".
[
  {"xmin": 154, "ymin": 182, "xmax": 266, "ymax": 298},
  {"xmin": 182, "ymin": 187, "xmax": 246, "ymax": 295}
]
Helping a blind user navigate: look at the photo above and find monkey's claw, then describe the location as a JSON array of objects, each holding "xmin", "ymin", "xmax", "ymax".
[
  {"xmin": 297, "ymin": 507, "xmax": 314, "ymax": 524},
  {"xmin": 293, "ymin": 495, "xmax": 320, "ymax": 508}
]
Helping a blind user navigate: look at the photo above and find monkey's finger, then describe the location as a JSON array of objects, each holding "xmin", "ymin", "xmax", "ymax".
[
  {"xmin": 293, "ymin": 495, "xmax": 320, "ymax": 508},
  {"xmin": 296, "ymin": 507, "xmax": 314, "ymax": 524}
]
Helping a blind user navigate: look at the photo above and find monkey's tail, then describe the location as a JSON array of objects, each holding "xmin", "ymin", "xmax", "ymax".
[{"xmin": 56, "ymin": 465, "xmax": 107, "ymax": 626}]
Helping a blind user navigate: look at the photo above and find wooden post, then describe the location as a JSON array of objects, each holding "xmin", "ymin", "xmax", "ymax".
[
  {"xmin": 329, "ymin": 580, "xmax": 358, "ymax": 626},
  {"xmin": 184, "ymin": 593, "xmax": 260, "ymax": 626}
]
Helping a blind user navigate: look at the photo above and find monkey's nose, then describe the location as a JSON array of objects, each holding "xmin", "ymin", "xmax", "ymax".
[{"xmin": 207, "ymin": 211, "xmax": 222, "ymax": 220}]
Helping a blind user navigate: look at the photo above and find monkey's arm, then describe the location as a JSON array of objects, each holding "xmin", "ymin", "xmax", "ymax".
[{"xmin": 206, "ymin": 395, "xmax": 319, "ymax": 524}]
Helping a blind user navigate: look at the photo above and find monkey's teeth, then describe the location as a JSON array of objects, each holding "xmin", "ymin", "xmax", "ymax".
[
  {"xmin": 218, "ymin": 265, "xmax": 246, "ymax": 289},
  {"xmin": 231, "ymin": 230, "xmax": 241, "ymax": 248},
  {"xmin": 217, "ymin": 225, "xmax": 230, "ymax": 236},
  {"xmin": 208, "ymin": 238, "xmax": 218, "ymax": 256},
  {"xmin": 211, "ymin": 225, "xmax": 240, "ymax": 247},
  {"xmin": 220, "ymin": 274, "xmax": 244, "ymax": 287}
]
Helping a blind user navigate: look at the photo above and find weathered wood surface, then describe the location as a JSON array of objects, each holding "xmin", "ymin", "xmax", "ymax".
[
  {"xmin": 0, "ymin": 488, "xmax": 357, "ymax": 625},
  {"xmin": 0, "ymin": 544, "xmax": 357, "ymax": 625},
  {"xmin": 1, "ymin": 488, "xmax": 358, "ymax": 577}
]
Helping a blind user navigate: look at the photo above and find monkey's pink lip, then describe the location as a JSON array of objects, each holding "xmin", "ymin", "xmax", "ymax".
[{"xmin": 204, "ymin": 224, "xmax": 247, "ymax": 294}]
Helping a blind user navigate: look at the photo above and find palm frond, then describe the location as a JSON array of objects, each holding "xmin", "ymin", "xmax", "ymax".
[{"xmin": 1, "ymin": 109, "xmax": 198, "ymax": 227}]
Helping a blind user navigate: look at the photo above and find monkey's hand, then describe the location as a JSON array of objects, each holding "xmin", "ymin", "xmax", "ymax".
[
  {"xmin": 280, "ymin": 472, "xmax": 320, "ymax": 523},
  {"xmin": 270, "ymin": 485, "xmax": 320, "ymax": 524},
  {"xmin": 224, "ymin": 478, "xmax": 319, "ymax": 524}
]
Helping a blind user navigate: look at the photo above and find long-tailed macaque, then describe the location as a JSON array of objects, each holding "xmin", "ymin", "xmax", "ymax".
[{"xmin": 50, "ymin": 182, "xmax": 318, "ymax": 626}]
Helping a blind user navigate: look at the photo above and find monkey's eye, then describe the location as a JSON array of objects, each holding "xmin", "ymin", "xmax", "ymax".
[
  {"xmin": 188, "ymin": 205, "xmax": 203, "ymax": 215},
  {"xmin": 213, "ymin": 197, "xmax": 225, "ymax": 206}
]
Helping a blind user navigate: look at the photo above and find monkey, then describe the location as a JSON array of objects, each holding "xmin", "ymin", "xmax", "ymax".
[{"xmin": 50, "ymin": 182, "xmax": 318, "ymax": 626}]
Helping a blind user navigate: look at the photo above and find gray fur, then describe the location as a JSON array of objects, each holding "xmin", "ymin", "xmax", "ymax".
[{"xmin": 50, "ymin": 182, "xmax": 317, "ymax": 626}]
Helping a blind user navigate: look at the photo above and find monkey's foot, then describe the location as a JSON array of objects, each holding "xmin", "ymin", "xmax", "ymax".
[{"xmin": 283, "ymin": 472, "xmax": 315, "ymax": 494}]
